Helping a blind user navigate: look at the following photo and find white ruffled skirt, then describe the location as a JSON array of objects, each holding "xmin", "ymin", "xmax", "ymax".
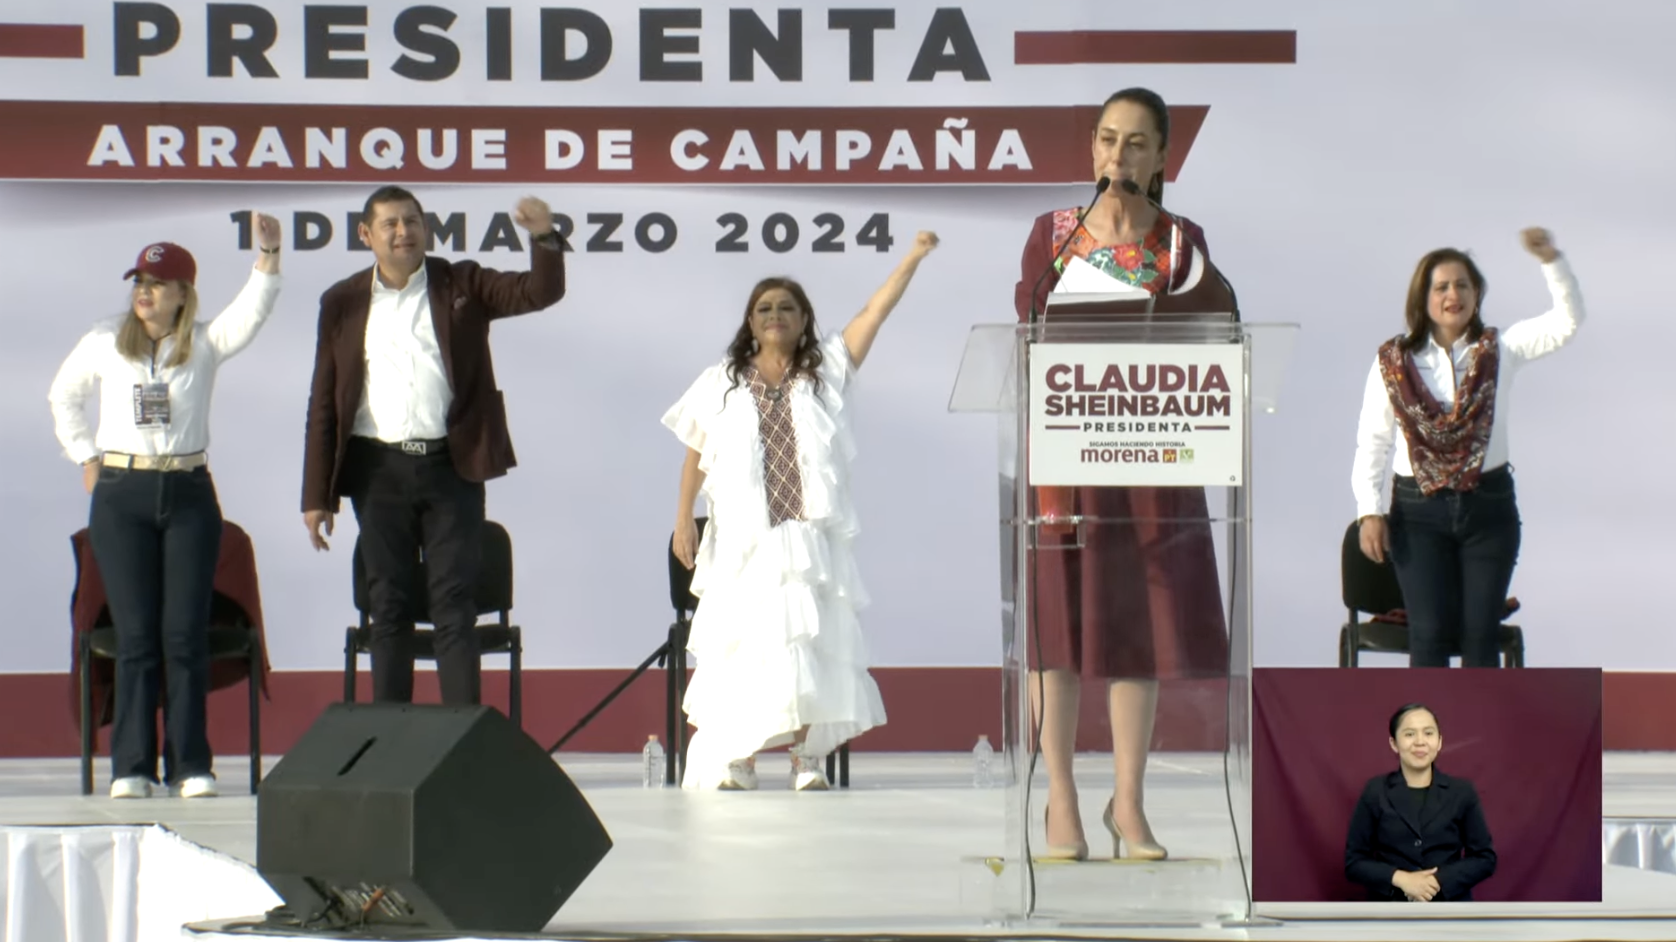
[{"xmin": 679, "ymin": 516, "xmax": 886, "ymax": 790}]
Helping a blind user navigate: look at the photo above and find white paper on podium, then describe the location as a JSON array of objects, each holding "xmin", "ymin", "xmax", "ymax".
[
  {"xmin": 1051, "ymin": 256, "xmax": 1149, "ymax": 297},
  {"xmin": 1048, "ymin": 226, "xmax": 1207, "ymax": 301}
]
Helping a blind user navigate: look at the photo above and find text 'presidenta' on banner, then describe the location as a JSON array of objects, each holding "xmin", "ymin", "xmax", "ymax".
[
  {"xmin": 0, "ymin": 1, "xmax": 1304, "ymax": 184},
  {"xmin": 1028, "ymin": 343, "xmax": 1246, "ymax": 487}
]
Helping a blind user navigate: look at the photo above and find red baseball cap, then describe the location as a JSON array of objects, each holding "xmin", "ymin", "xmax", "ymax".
[{"xmin": 123, "ymin": 242, "xmax": 197, "ymax": 285}]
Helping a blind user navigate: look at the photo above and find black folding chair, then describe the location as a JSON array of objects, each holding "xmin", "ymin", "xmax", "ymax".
[
  {"xmin": 547, "ymin": 519, "xmax": 702, "ymax": 783},
  {"xmin": 79, "ymin": 591, "xmax": 265, "ymax": 796},
  {"xmin": 661, "ymin": 518, "xmax": 700, "ymax": 784},
  {"xmin": 1336, "ymin": 520, "xmax": 1524, "ymax": 667},
  {"xmin": 549, "ymin": 517, "xmax": 849, "ymax": 787},
  {"xmin": 343, "ymin": 520, "xmax": 524, "ymax": 726},
  {"xmin": 660, "ymin": 521, "xmax": 851, "ymax": 787}
]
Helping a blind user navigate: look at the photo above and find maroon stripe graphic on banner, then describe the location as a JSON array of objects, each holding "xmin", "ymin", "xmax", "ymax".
[
  {"xmin": 0, "ymin": 24, "xmax": 84, "ymax": 59},
  {"xmin": 0, "ymin": 101, "xmax": 1210, "ymax": 185},
  {"xmin": 1015, "ymin": 30, "xmax": 1297, "ymax": 65}
]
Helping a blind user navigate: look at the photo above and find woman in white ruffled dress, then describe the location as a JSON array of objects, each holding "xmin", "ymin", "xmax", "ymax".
[{"xmin": 665, "ymin": 231, "xmax": 940, "ymax": 791}]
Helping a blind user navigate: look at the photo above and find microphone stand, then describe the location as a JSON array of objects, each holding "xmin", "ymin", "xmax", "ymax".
[
  {"xmin": 1117, "ymin": 178, "xmax": 1241, "ymax": 322},
  {"xmin": 1025, "ymin": 176, "xmax": 1112, "ymax": 328},
  {"xmin": 1016, "ymin": 174, "xmax": 1106, "ymax": 915}
]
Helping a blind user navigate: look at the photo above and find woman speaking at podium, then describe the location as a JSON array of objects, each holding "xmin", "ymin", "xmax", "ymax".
[
  {"xmin": 1351, "ymin": 229, "xmax": 1583, "ymax": 667},
  {"xmin": 1011, "ymin": 88, "xmax": 1229, "ymax": 860}
]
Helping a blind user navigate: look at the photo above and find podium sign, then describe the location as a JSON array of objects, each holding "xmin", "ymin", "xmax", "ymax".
[
  {"xmin": 946, "ymin": 254, "xmax": 1299, "ymax": 925},
  {"xmin": 1028, "ymin": 341, "xmax": 1246, "ymax": 487}
]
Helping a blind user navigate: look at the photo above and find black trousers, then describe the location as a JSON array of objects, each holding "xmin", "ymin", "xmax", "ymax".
[
  {"xmin": 344, "ymin": 437, "xmax": 485, "ymax": 705},
  {"xmin": 88, "ymin": 465, "xmax": 222, "ymax": 784},
  {"xmin": 1388, "ymin": 464, "xmax": 1522, "ymax": 668}
]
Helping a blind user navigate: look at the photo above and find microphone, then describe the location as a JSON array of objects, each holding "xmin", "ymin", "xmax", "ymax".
[
  {"xmin": 1117, "ymin": 178, "xmax": 1241, "ymax": 321},
  {"xmin": 1026, "ymin": 176, "xmax": 1111, "ymax": 326}
]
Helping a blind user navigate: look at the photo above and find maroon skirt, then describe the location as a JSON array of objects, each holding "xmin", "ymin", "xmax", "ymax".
[{"xmin": 1024, "ymin": 484, "xmax": 1229, "ymax": 680}]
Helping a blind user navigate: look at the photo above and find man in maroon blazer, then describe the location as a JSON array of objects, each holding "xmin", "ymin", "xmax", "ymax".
[{"xmin": 301, "ymin": 185, "xmax": 565, "ymax": 706}]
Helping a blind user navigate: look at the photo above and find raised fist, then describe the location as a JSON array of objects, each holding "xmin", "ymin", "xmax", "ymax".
[
  {"xmin": 512, "ymin": 196, "xmax": 554, "ymax": 235},
  {"xmin": 1520, "ymin": 227, "xmax": 1558, "ymax": 263},
  {"xmin": 255, "ymin": 212, "xmax": 282, "ymax": 250}
]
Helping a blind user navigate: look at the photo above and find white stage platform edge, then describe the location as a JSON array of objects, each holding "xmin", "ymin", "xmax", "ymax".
[
  {"xmin": 1603, "ymin": 818, "xmax": 1676, "ymax": 875},
  {"xmin": 2, "ymin": 754, "xmax": 1675, "ymax": 942},
  {"xmin": 2, "ymin": 820, "xmax": 1674, "ymax": 942},
  {"xmin": 1, "ymin": 824, "xmax": 278, "ymax": 942}
]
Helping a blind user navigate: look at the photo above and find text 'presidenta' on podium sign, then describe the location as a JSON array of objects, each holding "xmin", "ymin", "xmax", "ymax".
[{"xmin": 1028, "ymin": 343, "xmax": 1246, "ymax": 487}]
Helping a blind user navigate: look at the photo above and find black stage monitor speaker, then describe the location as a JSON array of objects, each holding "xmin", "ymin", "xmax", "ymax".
[{"xmin": 256, "ymin": 703, "xmax": 611, "ymax": 933}]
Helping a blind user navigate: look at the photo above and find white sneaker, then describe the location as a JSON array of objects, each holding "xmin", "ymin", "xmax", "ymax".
[
  {"xmin": 177, "ymin": 775, "xmax": 219, "ymax": 798},
  {"xmin": 719, "ymin": 759, "xmax": 759, "ymax": 791},
  {"xmin": 109, "ymin": 776, "xmax": 152, "ymax": 799},
  {"xmin": 791, "ymin": 749, "xmax": 830, "ymax": 792}
]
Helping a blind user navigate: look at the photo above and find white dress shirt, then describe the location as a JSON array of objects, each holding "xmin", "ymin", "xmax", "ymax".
[
  {"xmin": 1351, "ymin": 257, "xmax": 1585, "ymax": 519},
  {"xmin": 350, "ymin": 264, "xmax": 453, "ymax": 442},
  {"xmin": 47, "ymin": 268, "xmax": 282, "ymax": 464}
]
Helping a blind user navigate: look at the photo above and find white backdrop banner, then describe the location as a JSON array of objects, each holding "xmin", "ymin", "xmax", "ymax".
[{"xmin": 1, "ymin": 0, "xmax": 1672, "ymax": 673}]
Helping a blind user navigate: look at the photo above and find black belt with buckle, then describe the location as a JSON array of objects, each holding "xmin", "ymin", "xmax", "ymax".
[{"xmin": 359, "ymin": 436, "xmax": 449, "ymax": 456}]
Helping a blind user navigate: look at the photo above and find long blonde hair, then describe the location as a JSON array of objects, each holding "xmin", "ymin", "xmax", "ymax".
[{"xmin": 115, "ymin": 283, "xmax": 199, "ymax": 368}]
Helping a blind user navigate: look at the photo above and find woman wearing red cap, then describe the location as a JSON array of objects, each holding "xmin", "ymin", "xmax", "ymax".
[{"xmin": 47, "ymin": 216, "xmax": 283, "ymax": 799}]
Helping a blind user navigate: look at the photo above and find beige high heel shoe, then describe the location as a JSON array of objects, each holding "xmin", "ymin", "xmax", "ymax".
[
  {"xmin": 1103, "ymin": 800, "xmax": 1167, "ymax": 861},
  {"xmin": 1043, "ymin": 803, "xmax": 1089, "ymax": 861}
]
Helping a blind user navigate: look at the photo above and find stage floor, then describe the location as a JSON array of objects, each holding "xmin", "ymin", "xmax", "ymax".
[{"xmin": 2, "ymin": 752, "xmax": 1674, "ymax": 941}]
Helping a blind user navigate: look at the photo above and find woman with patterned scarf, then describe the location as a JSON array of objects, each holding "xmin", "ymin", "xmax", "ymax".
[
  {"xmin": 664, "ymin": 232, "xmax": 939, "ymax": 791},
  {"xmin": 1351, "ymin": 229, "xmax": 1584, "ymax": 667}
]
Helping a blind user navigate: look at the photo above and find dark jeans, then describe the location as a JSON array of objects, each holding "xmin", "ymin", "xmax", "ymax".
[
  {"xmin": 88, "ymin": 465, "xmax": 222, "ymax": 784},
  {"xmin": 344, "ymin": 437, "xmax": 486, "ymax": 705},
  {"xmin": 1388, "ymin": 465, "xmax": 1522, "ymax": 668}
]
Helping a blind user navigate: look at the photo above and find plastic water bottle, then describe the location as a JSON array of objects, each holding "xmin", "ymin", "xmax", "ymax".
[
  {"xmin": 642, "ymin": 735, "xmax": 666, "ymax": 788},
  {"xmin": 972, "ymin": 734, "xmax": 995, "ymax": 788}
]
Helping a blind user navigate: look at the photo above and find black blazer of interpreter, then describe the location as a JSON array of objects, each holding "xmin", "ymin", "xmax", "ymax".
[{"xmin": 1344, "ymin": 769, "xmax": 1496, "ymax": 901}]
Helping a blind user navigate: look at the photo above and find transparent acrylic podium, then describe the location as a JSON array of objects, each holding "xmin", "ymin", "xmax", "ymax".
[{"xmin": 949, "ymin": 285, "xmax": 1297, "ymax": 928}]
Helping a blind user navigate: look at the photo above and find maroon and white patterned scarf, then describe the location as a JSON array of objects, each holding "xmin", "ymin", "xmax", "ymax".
[
  {"xmin": 1377, "ymin": 329, "xmax": 1500, "ymax": 496},
  {"xmin": 746, "ymin": 367, "xmax": 806, "ymax": 527}
]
